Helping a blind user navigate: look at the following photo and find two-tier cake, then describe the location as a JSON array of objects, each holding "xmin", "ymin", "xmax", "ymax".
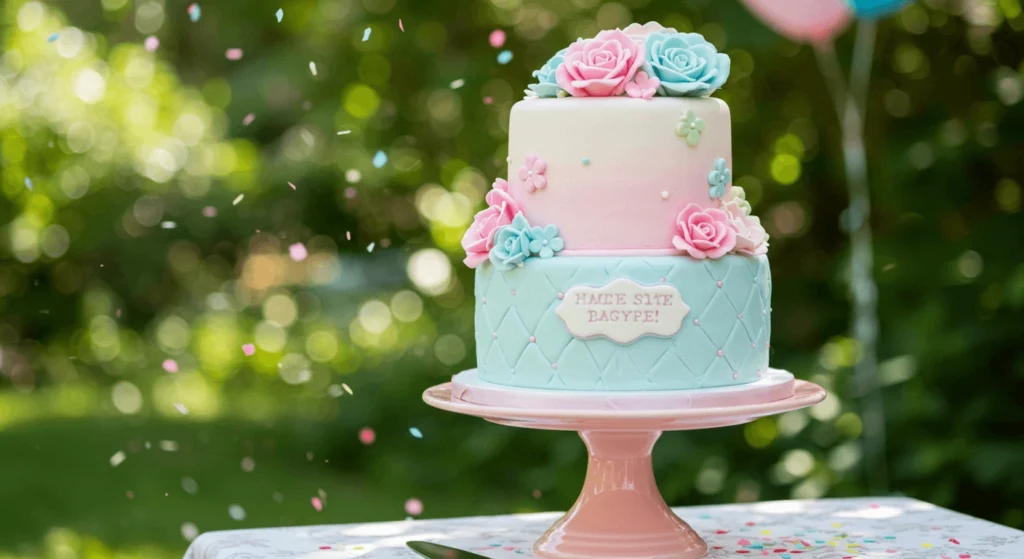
[{"xmin": 460, "ymin": 23, "xmax": 771, "ymax": 394}]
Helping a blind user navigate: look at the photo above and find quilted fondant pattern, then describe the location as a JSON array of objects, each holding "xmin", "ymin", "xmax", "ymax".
[{"xmin": 474, "ymin": 255, "xmax": 771, "ymax": 391}]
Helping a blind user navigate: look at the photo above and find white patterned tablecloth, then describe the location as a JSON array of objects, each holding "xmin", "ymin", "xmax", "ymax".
[{"xmin": 184, "ymin": 497, "xmax": 1022, "ymax": 558}]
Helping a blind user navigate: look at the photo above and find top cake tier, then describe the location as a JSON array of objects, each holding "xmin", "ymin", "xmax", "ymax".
[{"xmin": 507, "ymin": 97, "xmax": 731, "ymax": 253}]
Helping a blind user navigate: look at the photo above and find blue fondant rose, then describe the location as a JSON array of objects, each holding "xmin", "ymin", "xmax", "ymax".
[
  {"xmin": 526, "ymin": 48, "xmax": 567, "ymax": 98},
  {"xmin": 528, "ymin": 225, "xmax": 564, "ymax": 259},
  {"xmin": 489, "ymin": 213, "xmax": 534, "ymax": 271},
  {"xmin": 642, "ymin": 32, "xmax": 731, "ymax": 97}
]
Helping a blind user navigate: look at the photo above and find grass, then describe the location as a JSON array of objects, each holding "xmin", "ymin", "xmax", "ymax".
[{"xmin": 0, "ymin": 417, "xmax": 518, "ymax": 558}]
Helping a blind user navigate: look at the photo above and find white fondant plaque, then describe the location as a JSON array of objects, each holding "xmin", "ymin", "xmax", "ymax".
[{"xmin": 555, "ymin": 279, "xmax": 690, "ymax": 344}]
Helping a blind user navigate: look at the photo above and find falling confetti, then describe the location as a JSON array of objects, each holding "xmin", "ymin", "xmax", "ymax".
[
  {"xmin": 489, "ymin": 29, "xmax": 506, "ymax": 48},
  {"xmin": 405, "ymin": 498, "xmax": 423, "ymax": 516},
  {"xmin": 311, "ymin": 497, "xmax": 323, "ymax": 512},
  {"xmin": 187, "ymin": 3, "xmax": 201, "ymax": 22},
  {"xmin": 232, "ymin": 194, "xmax": 244, "ymax": 206},
  {"xmin": 450, "ymin": 79, "xmax": 465, "ymax": 89},
  {"xmin": 309, "ymin": 61, "xmax": 318, "ymax": 76},
  {"xmin": 372, "ymin": 150, "xmax": 388, "ymax": 168},
  {"xmin": 228, "ymin": 504, "xmax": 246, "ymax": 521},
  {"xmin": 288, "ymin": 243, "xmax": 308, "ymax": 262},
  {"xmin": 366, "ymin": 242, "xmax": 375, "ymax": 253},
  {"xmin": 162, "ymin": 359, "xmax": 179, "ymax": 373},
  {"xmin": 362, "ymin": 27, "xmax": 371, "ymax": 41},
  {"xmin": 409, "ymin": 427, "xmax": 423, "ymax": 439},
  {"xmin": 241, "ymin": 457, "xmax": 255, "ymax": 472},
  {"xmin": 159, "ymin": 440, "xmax": 179, "ymax": 452},
  {"xmin": 181, "ymin": 522, "xmax": 199, "ymax": 542},
  {"xmin": 160, "ymin": 221, "xmax": 177, "ymax": 229},
  {"xmin": 483, "ymin": 96, "xmax": 493, "ymax": 105},
  {"xmin": 497, "ymin": 50, "xmax": 513, "ymax": 65},
  {"xmin": 110, "ymin": 451, "xmax": 126, "ymax": 467},
  {"xmin": 358, "ymin": 427, "xmax": 376, "ymax": 445},
  {"xmin": 275, "ymin": 8, "xmax": 283, "ymax": 22},
  {"xmin": 144, "ymin": 36, "xmax": 160, "ymax": 52},
  {"xmin": 345, "ymin": 169, "xmax": 362, "ymax": 183},
  {"xmin": 242, "ymin": 343, "xmax": 256, "ymax": 356},
  {"xmin": 342, "ymin": 383, "xmax": 353, "ymax": 395},
  {"xmin": 24, "ymin": 177, "xmax": 33, "ymax": 190},
  {"xmin": 225, "ymin": 48, "xmax": 244, "ymax": 60},
  {"xmin": 47, "ymin": 32, "xmax": 59, "ymax": 43},
  {"xmin": 202, "ymin": 206, "xmax": 217, "ymax": 217},
  {"xmin": 345, "ymin": 231, "xmax": 352, "ymax": 240},
  {"xmin": 174, "ymin": 403, "xmax": 190, "ymax": 415},
  {"xmin": 287, "ymin": 181, "xmax": 297, "ymax": 191},
  {"xmin": 242, "ymin": 113, "xmax": 255, "ymax": 126},
  {"xmin": 399, "ymin": 19, "xmax": 404, "ymax": 32},
  {"xmin": 337, "ymin": 130, "xmax": 351, "ymax": 135}
]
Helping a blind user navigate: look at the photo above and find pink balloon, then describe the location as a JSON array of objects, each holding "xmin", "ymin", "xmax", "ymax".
[{"xmin": 741, "ymin": 0, "xmax": 852, "ymax": 44}]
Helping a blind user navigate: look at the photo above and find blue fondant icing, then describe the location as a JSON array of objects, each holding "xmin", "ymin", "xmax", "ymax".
[
  {"xmin": 708, "ymin": 157, "xmax": 731, "ymax": 200},
  {"xmin": 474, "ymin": 254, "xmax": 771, "ymax": 391}
]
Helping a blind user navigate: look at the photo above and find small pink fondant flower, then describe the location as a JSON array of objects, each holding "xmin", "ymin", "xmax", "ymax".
[
  {"xmin": 721, "ymin": 198, "xmax": 769, "ymax": 256},
  {"xmin": 518, "ymin": 155, "xmax": 548, "ymax": 193},
  {"xmin": 625, "ymin": 71, "xmax": 661, "ymax": 99},
  {"xmin": 555, "ymin": 29, "xmax": 644, "ymax": 97},
  {"xmin": 461, "ymin": 178, "xmax": 520, "ymax": 268},
  {"xmin": 672, "ymin": 203, "xmax": 737, "ymax": 260}
]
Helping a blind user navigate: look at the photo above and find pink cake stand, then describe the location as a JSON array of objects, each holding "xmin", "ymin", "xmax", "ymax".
[{"xmin": 422, "ymin": 369, "xmax": 826, "ymax": 559}]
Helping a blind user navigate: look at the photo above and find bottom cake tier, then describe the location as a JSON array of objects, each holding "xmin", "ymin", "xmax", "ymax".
[{"xmin": 474, "ymin": 254, "xmax": 771, "ymax": 391}]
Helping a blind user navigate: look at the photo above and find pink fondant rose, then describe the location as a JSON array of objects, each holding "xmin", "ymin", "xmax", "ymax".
[
  {"xmin": 721, "ymin": 195, "xmax": 769, "ymax": 256},
  {"xmin": 461, "ymin": 179, "xmax": 520, "ymax": 268},
  {"xmin": 672, "ymin": 203, "xmax": 737, "ymax": 260},
  {"xmin": 555, "ymin": 30, "xmax": 644, "ymax": 97}
]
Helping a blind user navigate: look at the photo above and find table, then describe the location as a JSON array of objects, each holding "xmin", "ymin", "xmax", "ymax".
[{"xmin": 184, "ymin": 497, "xmax": 1023, "ymax": 558}]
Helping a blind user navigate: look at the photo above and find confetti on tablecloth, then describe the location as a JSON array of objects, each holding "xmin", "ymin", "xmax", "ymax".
[{"xmin": 183, "ymin": 497, "xmax": 1023, "ymax": 558}]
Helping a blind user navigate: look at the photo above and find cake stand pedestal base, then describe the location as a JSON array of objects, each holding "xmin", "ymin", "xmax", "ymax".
[{"xmin": 423, "ymin": 369, "xmax": 826, "ymax": 559}]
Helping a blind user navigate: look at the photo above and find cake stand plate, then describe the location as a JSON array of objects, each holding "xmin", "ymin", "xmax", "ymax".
[{"xmin": 423, "ymin": 370, "xmax": 826, "ymax": 559}]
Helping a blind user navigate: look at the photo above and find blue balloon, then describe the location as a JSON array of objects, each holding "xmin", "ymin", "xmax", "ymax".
[{"xmin": 848, "ymin": 0, "xmax": 912, "ymax": 18}]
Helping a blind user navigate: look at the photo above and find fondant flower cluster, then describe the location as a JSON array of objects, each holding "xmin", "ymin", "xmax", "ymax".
[
  {"xmin": 673, "ymin": 187, "xmax": 768, "ymax": 260},
  {"xmin": 461, "ymin": 179, "xmax": 520, "ymax": 268},
  {"xmin": 526, "ymin": 22, "xmax": 730, "ymax": 100},
  {"xmin": 489, "ymin": 213, "xmax": 565, "ymax": 271}
]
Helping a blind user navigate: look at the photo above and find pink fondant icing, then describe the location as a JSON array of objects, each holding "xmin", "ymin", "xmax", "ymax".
[
  {"xmin": 720, "ymin": 194, "xmax": 769, "ymax": 256},
  {"xmin": 518, "ymin": 155, "xmax": 548, "ymax": 193},
  {"xmin": 555, "ymin": 30, "xmax": 644, "ymax": 97},
  {"xmin": 625, "ymin": 71, "xmax": 660, "ymax": 99},
  {"xmin": 507, "ymin": 98, "xmax": 732, "ymax": 251},
  {"xmin": 672, "ymin": 203, "xmax": 737, "ymax": 260},
  {"xmin": 461, "ymin": 178, "xmax": 519, "ymax": 268}
]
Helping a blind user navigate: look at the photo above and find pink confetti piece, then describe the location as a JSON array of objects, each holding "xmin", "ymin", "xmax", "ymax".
[
  {"xmin": 242, "ymin": 343, "xmax": 256, "ymax": 356},
  {"xmin": 404, "ymin": 498, "xmax": 423, "ymax": 516},
  {"xmin": 489, "ymin": 29, "xmax": 506, "ymax": 48},
  {"xmin": 358, "ymin": 427, "xmax": 375, "ymax": 445},
  {"xmin": 162, "ymin": 359, "xmax": 179, "ymax": 373},
  {"xmin": 311, "ymin": 496, "xmax": 323, "ymax": 512},
  {"xmin": 287, "ymin": 181, "xmax": 297, "ymax": 190},
  {"xmin": 226, "ymin": 48, "xmax": 244, "ymax": 60},
  {"xmin": 242, "ymin": 113, "xmax": 255, "ymax": 126},
  {"xmin": 483, "ymin": 96, "xmax": 493, "ymax": 105},
  {"xmin": 202, "ymin": 206, "xmax": 217, "ymax": 217},
  {"xmin": 319, "ymin": 546, "xmax": 331, "ymax": 550},
  {"xmin": 738, "ymin": 538, "xmax": 752, "ymax": 546},
  {"xmin": 144, "ymin": 36, "xmax": 160, "ymax": 52},
  {"xmin": 289, "ymin": 243, "xmax": 308, "ymax": 262},
  {"xmin": 344, "ymin": 187, "xmax": 357, "ymax": 199},
  {"xmin": 345, "ymin": 231, "xmax": 351, "ymax": 240},
  {"xmin": 399, "ymin": 18, "xmax": 404, "ymax": 32}
]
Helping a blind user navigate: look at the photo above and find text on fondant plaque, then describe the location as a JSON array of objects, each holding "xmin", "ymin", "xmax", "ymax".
[{"xmin": 556, "ymin": 279, "xmax": 690, "ymax": 344}]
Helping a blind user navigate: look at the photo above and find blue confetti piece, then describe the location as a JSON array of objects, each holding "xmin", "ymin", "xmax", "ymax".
[
  {"xmin": 47, "ymin": 33, "xmax": 59, "ymax": 43},
  {"xmin": 497, "ymin": 50, "xmax": 513, "ymax": 65},
  {"xmin": 275, "ymin": 8, "xmax": 283, "ymax": 22},
  {"xmin": 362, "ymin": 27, "xmax": 371, "ymax": 42},
  {"xmin": 188, "ymin": 3, "xmax": 201, "ymax": 22},
  {"xmin": 372, "ymin": 150, "xmax": 388, "ymax": 168},
  {"xmin": 409, "ymin": 427, "xmax": 423, "ymax": 439},
  {"xmin": 24, "ymin": 177, "xmax": 33, "ymax": 190}
]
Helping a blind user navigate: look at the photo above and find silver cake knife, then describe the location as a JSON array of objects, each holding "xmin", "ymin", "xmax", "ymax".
[{"xmin": 407, "ymin": 540, "xmax": 491, "ymax": 559}]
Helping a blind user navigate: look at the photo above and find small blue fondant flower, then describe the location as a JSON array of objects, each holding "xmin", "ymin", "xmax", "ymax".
[
  {"xmin": 489, "ymin": 213, "xmax": 533, "ymax": 271},
  {"xmin": 707, "ymin": 158, "xmax": 731, "ymax": 200},
  {"xmin": 676, "ymin": 110, "xmax": 706, "ymax": 147},
  {"xmin": 528, "ymin": 224, "xmax": 565, "ymax": 259},
  {"xmin": 643, "ymin": 32, "xmax": 731, "ymax": 97},
  {"xmin": 526, "ymin": 48, "xmax": 567, "ymax": 98}
]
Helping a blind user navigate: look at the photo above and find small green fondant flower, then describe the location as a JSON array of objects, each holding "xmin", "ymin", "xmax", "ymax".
[
  {"xmin": 676, "ymin": 110, "xmax": 706, "ymax": 147},
  {"xmin": 707, "ymin": 157, "xmax": 731, "ymax": 200},
  {"xmin": 528, "ymin": 225, "xmax": 565, "ymax": 259}
]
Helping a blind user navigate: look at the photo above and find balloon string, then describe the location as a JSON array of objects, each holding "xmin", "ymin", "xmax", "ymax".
[{"xmin": 814, "ymin": 20, "xmax": 888, "ymax": 496}]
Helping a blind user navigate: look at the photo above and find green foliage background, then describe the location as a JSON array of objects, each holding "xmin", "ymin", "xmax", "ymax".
[{"xmin": 1, "ymin": 0, "xmax": 1022, "ymax": 557}]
